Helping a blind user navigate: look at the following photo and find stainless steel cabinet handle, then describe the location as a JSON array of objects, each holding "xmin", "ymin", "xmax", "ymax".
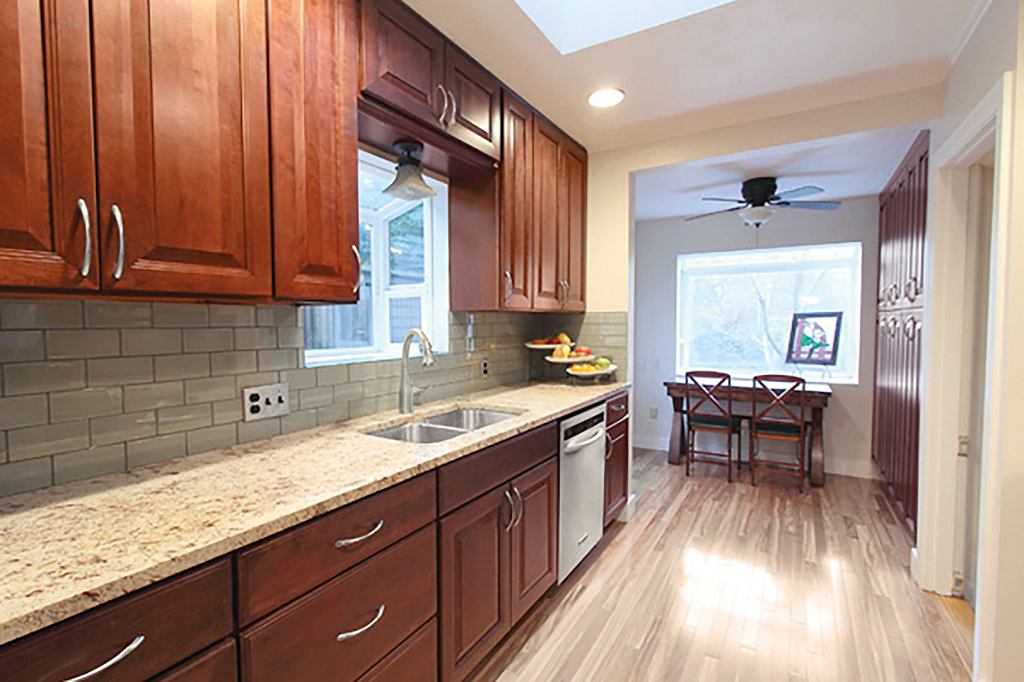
[
  {"xmin": 76, "ymin": 198, "xmax": 91, "ymax": 278},
  {"xmin": 905, "ymin": 276, "xmax": 920, "ymax": 303},
  {"xmin": 447, "ymin": 88, "xmax": 458, "ymax": 127},
  {"xmin": 437, "ymin": 84, "xmax": 450, "ymax": 127},
  {"xmin": 112, "ymin": 204, "xmax": 125, "ymax": 280},
  {"xmin": 336, "ymin": 604, "xmax": 385, "ymax": 642},
  {"xmin": 888, "ymin": 317, "xmax": 898, "ymax": 338},
  {"xmin": 334, "ymin": 519, "xmax": 384, "ymax": 548},
  {"xmin": 504, "ymin": 270, "xmax": 513, "ymax": 297},
  {"xmin": 64, "ymin": 635, "xmax": 144, "ymax": 682},
  {"xmin": 351, "ymin": 245, "xmax": 362, "ymax": 294},
  {"xmin": 503, "ymin": 489, "xmax": 515, "ymax": 531},
  {"xmin": 605, "ymin": 431, "xmax": 613, "ymax": 460},
  {"xmin": 511, "ymin": 485, "xmax": 524, "ymax": 526}
]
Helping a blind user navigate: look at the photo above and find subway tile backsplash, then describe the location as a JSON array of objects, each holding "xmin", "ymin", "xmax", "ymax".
[{"xmin": 0, "ymin": 299, "xmax": 627, "ymax": 497}]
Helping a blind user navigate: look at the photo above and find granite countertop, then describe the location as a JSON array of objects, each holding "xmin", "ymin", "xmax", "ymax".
[{"xmin": 0, "ymin": 380, "xmax": 629, "ymax": 646}]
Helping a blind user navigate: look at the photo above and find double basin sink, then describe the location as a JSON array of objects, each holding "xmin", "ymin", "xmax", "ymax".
[{"xmin": 369, "ymin": 407, "xmax": 516, "ymax": 443}]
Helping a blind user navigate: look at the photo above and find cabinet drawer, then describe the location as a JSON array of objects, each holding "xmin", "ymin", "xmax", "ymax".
[
  {"xmin": 237, "ymin": 472, "xmax": 436, "ymax": 625},
  {"xmin": 0, "ymin": 559, "xmax": 232, "ymax": 682},
  {"xmin": 358, "ymin": 618, "xmax": 437, "ymax": 682},
  {"xmin": 607, "ymin": 392, "xmax": 629, "ymax": 425},
  {"xmin": 240, "ymin": 524, "xmax": 437, "ymax": 681},
  {"xmin": 439, "ymin": 423, "xmax": 557, "ymax": 515},
  {"xmin": 153, "ymin": 639, "xmax": 237, "ymax": 682}
]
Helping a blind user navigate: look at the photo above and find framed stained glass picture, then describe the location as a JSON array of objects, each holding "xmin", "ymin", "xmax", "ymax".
[{"xmin": 786, "ymin": 312, "xmax": 843, "ymax": 366}]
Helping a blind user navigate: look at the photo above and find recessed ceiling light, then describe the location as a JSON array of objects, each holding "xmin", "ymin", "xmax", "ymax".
[{"xmin": 588, "ymin": 88, "xmax": 625, "ymax": 108}]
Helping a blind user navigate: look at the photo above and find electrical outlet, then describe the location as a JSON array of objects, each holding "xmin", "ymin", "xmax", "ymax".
[
  {"xmin": 649, "ymin": 407, "xmax": 658, "ymax": 420},
  {"xmin": 481, "ymin": 359, "xmax": 490, "ymax": 377},
  {"xmin": 243, "ymin": 382, "xmax": 290, "ymax": 422}
]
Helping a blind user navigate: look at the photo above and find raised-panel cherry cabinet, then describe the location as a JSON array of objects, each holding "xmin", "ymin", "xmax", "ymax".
[
  {"xmin": 269, "ymin": 0, "xmax": 360, "ymax": 301},
  {"xmin": 558, "ymin": 137, "xmax": 587, "ymax": 312},
  {"xmin": 509, "ymin": 458, "xmax": 558, "ymax": 622},
  {"xmin": 872, "ymin": 130, "xmax": 928, "ymax": 537},
  {"xmin": 0, "ymin": 0, "xmax": 99, "ymax": 290},
  {"xmin": 439, "ymin": 486, "xmax": 513, "ymax": 682},
  {"xmin": 532, "ymin": 117, "xmax": 563, "ymax": 311},
  {"xmin": 92, "ymin": 0, "xmax": 272, "ymax": 297},
  {"xmin": 444, "ymin": 45, "xmax": 502, "ymax": 159},
  {"xmin": 500, "ymin": 92, "xmax": 533, "ymax": 310},
  {"xmin": 360, "ymin": 0, "xmax": 502, "ymax": 160},
  {"xmin": 360, "ymin": 0, "xmax": 446, "ymax": 127}
]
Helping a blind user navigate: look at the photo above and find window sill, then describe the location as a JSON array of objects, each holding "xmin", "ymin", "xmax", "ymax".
[{"xmin": 304, "ymin": 348, "xmax": 437, "ymax": 368}]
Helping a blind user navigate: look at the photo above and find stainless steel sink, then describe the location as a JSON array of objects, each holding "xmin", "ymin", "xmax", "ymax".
[
  {"xmin": 421, "ymin": 408, "xmax": 516, "ymax": 431},
  {"xmin": 369, "ymin": 422, "xmax": 466, "ymax": 443}
]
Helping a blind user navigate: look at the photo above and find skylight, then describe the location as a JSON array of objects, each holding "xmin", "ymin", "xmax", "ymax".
[{"xmin": 514, "ymin": 0, "xmax": 735, "ymax": 55}]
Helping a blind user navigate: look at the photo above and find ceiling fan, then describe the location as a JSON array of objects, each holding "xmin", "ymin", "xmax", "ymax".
[{"xmin": 685, "ymin": 177, "xmax": 842, "ymax": 228}]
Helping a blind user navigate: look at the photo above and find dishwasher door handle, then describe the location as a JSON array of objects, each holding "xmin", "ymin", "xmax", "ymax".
[{"xmin": 563, "ymin": 428, "xmax": 606, "ymax": 453}]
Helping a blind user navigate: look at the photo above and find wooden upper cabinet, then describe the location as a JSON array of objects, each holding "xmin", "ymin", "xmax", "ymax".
[
  {"xmin": 509, "ymin": 458, "xmax": 558, "ymax": 622},
  {"xmin": 501, "ymin": 92, "xmax": 533, "ymax": 310},
  {"xmin": 444, "ymin": 45, "xmax": 501, "ymax": 159},
  {"xmin": 269, "ymin": 0, "xmax": 360, "ymax": 302},
  {"xmin": 0, "ymin": 0, "xmax": 99, "ymax": 290},
  {"xmin": 91, "ymin": 0, "xmax": 272, "ymax": 297},
  {"xmin": 361, "ymin": 0, "xmax": 446, "ymax": 127},
  {"xmin": 532, "ymin": 117, "xmax": 562, "ymax": 311},
  {"xmin": 558, "ymin": 137, "xmax": 587, "ymax": 312}
]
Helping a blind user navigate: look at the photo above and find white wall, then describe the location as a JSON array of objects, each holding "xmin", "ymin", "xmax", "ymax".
[{"xmin": 633, "ymin": 195, "xmax": 880, "ymax": 479}]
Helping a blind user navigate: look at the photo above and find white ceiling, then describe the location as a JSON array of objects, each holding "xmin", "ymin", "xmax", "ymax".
[
  {"xmin": 406, "ymin": 0, "xmax": 984, "ymax": 151},
  {"xmin": 633, "ymin": 126, "xmax": 922, "ymax": 221}
]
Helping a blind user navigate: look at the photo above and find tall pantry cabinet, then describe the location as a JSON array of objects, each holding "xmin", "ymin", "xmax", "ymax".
[{"xmin": 872, "ymin": 130, "xmax": 929, "ymax": 537}]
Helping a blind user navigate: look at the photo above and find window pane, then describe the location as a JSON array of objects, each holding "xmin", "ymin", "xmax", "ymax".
[
  {"xmin": 359, "ymin": 167, "xmax": 395, "ymax": 210},
  {"xmin": 303, "ymin": 222, "xmax": 374, "ymax": 350},
  {"xmin": 677, "ymin": 243, "xmax": 861, "ymax": 382},
  {"xmin": 388, "ymin": 297, "xmax": 422, "ymax": 343},
  {"xmin": 388, "ymin": 205, "xmax": 425, "ymax": 285}
]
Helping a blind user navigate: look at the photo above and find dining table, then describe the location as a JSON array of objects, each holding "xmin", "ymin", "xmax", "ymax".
[{"xmin": 663, "ymin": 376, "xmax": 833, "ymax": 486}]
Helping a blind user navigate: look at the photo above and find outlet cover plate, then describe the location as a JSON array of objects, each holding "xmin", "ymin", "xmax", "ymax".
[{"xmin": 243, "ymin": 382, "xmax": 290, "ymax": 422}]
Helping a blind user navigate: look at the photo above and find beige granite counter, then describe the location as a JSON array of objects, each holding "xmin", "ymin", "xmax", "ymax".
[{"xmin": 0, "ymin": 381, "xmax": 629, "ymax": 646}]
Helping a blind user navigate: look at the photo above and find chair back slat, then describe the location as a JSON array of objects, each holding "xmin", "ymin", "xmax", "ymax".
[
  {"xmin": 751, "ymin": 374, "xmax": 806, "ymax": 429},
  {"xmin": 684, "ymin": 371, "xmax": 732, "ymax": 420}
]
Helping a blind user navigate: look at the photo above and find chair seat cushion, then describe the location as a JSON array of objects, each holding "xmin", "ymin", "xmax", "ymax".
[
  {"xmin": 754, "ymin": 420, "xmax": 802, "ymax": 436},
  {"xmin": 689, "ymin": 413, "xmax": 742, "ymax": 431}
]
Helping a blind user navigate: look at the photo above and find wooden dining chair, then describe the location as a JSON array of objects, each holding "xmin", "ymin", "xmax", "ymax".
[
  {"xmin": 684, "ymin": 371, "xmax": 742, "ymax": 482},
  {"xmin": 749, "ymin": 374, "xmax": 808, "ymax": 491}
]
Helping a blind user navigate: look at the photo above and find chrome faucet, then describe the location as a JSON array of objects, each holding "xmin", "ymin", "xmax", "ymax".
[{"xmin": 399, "ymin": 328, "xmax": 435, "ymax": 414}]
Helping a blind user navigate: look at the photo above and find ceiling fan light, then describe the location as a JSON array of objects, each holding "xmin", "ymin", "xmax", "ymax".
[
  {"xmin": 738, "ymin": 205, "xmax": 776, "ymax": 228},
  {"xmin": 383, "ymin": 141, "xmax": 436, "ymax": 200},
  {"xmin": 588, "ymin": 87, "xmax": 625, "ymax": 108}
]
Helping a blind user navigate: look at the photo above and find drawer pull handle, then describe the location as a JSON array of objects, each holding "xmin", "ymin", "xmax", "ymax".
[
  {"xmin": 334, "ymin": 519, "xmax": 384, "ymax": 548},
  {"xmin": 336, "ymin": 604, "xmax": 385, "ymax": 642},
  {"xmin": 65, "ymin": 635, "xmax": 144, "ymax": 682},
  {"xmin": 610, "ymin": 404, "xmax": 625, "ymax": 412}
]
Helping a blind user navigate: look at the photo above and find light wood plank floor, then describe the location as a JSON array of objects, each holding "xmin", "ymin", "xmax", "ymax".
[{"xmin": 471, "ymin": 449, "xmax": 973, "ymax": 682}]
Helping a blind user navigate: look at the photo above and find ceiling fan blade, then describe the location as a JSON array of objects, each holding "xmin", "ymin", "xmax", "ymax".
[
  {"xmin": 775, "ymin": 200, "xmax": 842, "ymax": 210},
  {"xmin": 684, "ymin": 205, "xmax": 747, "ymax": 222},
  {"xmin": 701, "ymin": 197, "xmax": 746, "ymax": 203},
  {"xmin": 772, "ymin": 185, "xmax": 824, "ymax": 201}
]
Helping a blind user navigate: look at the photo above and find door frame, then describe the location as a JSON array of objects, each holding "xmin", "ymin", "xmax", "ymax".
[{"xmin": 913, "ymin": 73, "xmax": 1013, "ymax": 681}]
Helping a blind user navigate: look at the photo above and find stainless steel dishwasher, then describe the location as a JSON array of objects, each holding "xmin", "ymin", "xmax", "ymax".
[{"xmin": 558, "ymin": 402, "xmax": 606, "ymax": 583}]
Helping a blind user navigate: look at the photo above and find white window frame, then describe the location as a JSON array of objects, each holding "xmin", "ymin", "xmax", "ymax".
[
  {"xmin": 303, "ymin": 150, "xmax": 449, "ymax": 367},
  {"xmin": 675, "ymin": 242, "xmax": 862, "ymax": 384}
]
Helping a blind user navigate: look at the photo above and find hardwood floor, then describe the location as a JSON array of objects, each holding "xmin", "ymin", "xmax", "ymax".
[{"xmin": 469, "ymin": 448, "xmax": 973, "ymax": 682}]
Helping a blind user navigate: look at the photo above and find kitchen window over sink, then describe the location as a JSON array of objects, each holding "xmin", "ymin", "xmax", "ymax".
[{"xmin": 303, "ymin": 149, "xmax": 450, "ymax": 366}]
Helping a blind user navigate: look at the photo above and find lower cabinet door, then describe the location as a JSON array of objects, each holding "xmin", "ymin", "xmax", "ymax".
[
  {"xmin": 358, "ymin": 618, "xmax": 437, "ymax": 682},
  {"xmin": 439, "ymin": 485, "xmax": 514, "ymax": 682},
  {"xmin": 239, "ymin": 525, "xmax": 437, "ymax": 682},
  {"xmin": 604, "ymin": 421, "xmax": 628, "ymax": 526},
  {"xmin": 510, "ymin": 458, "xmax": 558, "ymax": 622}
]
